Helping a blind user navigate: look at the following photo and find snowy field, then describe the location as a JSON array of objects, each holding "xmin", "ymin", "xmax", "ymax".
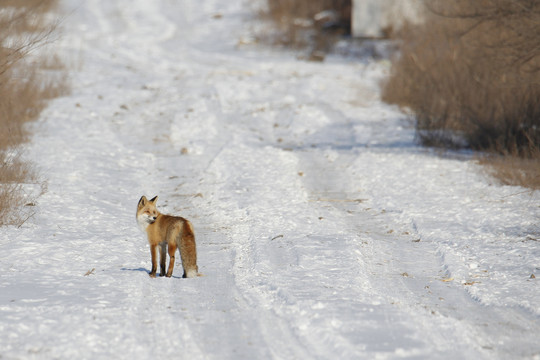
[{"xmin": 1, "ymin": 0, "xmax": 539, "ymax": 359}]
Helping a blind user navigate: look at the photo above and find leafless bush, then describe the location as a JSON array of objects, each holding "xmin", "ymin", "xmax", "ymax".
[
  {"xmin": 0, "ymin": 0, "xmax": 66, "ymax": 226},
  {"xmin": 383, "ymin": 0, "xmax": 540, "ymax": 158}
]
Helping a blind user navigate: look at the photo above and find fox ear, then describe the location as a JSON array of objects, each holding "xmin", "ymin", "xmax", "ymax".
[
  {"xmin": 149, "ymin": 196, "xmax": 158, "ymax": 203},
  {"xmin": 138, "ymin": 196, "xmax": 147, "ymax": 207}
]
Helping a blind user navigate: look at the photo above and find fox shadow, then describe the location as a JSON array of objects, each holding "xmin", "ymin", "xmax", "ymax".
[{"xmin": 120, "ymin": 267, "xmax": 183, "ymax": 279}]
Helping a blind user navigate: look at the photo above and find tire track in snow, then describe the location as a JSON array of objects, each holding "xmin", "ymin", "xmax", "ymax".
[{"xmin": 93, "ymin": 11, "xmax": 302, "ymax": 355}]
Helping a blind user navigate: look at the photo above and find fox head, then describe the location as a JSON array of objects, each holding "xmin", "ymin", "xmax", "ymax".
[{"xmin": 136, "ymin": 195, "xmax": 159, "ymax": 231}]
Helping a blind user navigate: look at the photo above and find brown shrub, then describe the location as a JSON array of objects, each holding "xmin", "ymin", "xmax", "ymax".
[
  {"xmin": 261, "ymin": 0, "xmax": 351, "ymax": 53},
  {"xmin": 0, "ymin": 0, "xmax": 66, "ymax": 226},
  {"xmin": 383, "ymin": 0, "xmax": 540, "ymax": 158}
]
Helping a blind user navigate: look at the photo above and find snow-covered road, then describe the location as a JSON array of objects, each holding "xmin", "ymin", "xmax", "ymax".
[{"xmin": 1, "ymin": 1, "xmax": 539, "ymax": 359}]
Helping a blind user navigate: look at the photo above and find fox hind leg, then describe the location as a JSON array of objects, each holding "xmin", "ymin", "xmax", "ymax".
[{"xmin": 166, "ymin": 242, "xmax": 177, "ymax": 278}]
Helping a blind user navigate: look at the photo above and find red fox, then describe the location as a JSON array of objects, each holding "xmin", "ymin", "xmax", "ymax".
[{"xmin": 136, "ymin": 195, "xmax": 198, "ymax": 278}]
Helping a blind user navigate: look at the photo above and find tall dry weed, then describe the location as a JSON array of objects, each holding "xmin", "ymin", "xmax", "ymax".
[
  {"xmin": 479, "ymin": 152, "xmax": 540, "ymax": 190},
  {"xmin": 0, "ymin": 0, "xmax": 66, "ymax": 226}
]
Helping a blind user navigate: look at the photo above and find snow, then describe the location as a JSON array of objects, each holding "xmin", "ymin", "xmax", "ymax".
[{"xmin": 1, "ymin": 0, "xmax": 539, "ymax": 359}]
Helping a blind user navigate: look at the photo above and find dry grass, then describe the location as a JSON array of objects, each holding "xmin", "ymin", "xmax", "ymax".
[
  {"xmin": 0, "ymin": 0, "xmax": 67, "ymax": 226},
  {"xmin": 383, "ymin": 0, "xmax": 540, "ymax": 189},
  {"xmin": 480, "ymin": 153, "xmax": 540, "ymax": 190}
]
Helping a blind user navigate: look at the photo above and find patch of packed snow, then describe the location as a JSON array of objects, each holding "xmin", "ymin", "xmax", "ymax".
[{"xmin": 0, "ymin": 0, "xmax": 539, "ymax": 359}]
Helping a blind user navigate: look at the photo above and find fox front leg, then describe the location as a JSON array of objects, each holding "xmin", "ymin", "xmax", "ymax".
[
  {"xmin": 159, "ymin": 242, "xmax": 167, "ymax": 277},
  {"xmin": 149, "ymin": 244, "xmax": 158, "ymax": 278}
]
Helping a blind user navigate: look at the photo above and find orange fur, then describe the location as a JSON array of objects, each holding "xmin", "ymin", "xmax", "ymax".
[{"xmin": 136, "ymin": 195, "xmax": 198, "ymax": 278}]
